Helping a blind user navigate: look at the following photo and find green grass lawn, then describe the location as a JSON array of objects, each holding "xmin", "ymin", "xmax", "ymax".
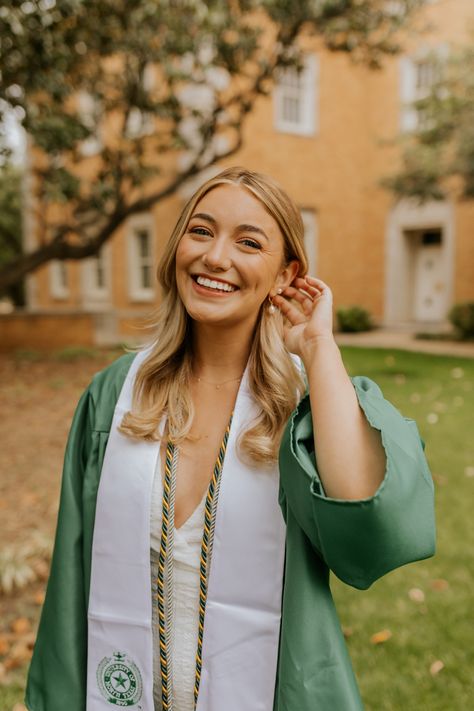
[
  {"xmin": 1, "ymin": 347, "xmax": 473, "ymax": 710},
  {"xmin": 335, "ymin": 347, "xmax": 474, "ymax": 711}
]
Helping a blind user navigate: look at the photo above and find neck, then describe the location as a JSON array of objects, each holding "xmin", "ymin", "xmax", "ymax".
[{"xmin": 191, "ymin": 321, "xmax": 255, "ymax": 379}]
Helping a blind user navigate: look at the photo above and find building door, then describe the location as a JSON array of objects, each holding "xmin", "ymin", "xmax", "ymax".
[{"xmin": 412, "ymin": 230, "xmax": 447, "ymax": 322}]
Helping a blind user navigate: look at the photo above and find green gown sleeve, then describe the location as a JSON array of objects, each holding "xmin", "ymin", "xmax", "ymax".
[
  {"xmin": 25, "ymin": 387, "xmax": 94, "ymax": 711},
  {"xmin": 25, "ymin": 354, "xmax": 134, "ymax": 711},
  {"xmin": 278, "ymin": 376, "xmax": 436, "ymax": 590}
]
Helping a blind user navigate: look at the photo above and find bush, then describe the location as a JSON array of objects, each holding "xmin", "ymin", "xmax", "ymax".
[
  {"xmin": 336, "ymin": 306, "xmax": 374, "ymax": 333},
  {"xmin": 449, "ymin": 302, "xmax": 474, "ymax": 339}
]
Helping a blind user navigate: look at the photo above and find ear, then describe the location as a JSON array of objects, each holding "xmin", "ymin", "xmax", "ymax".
[{"xmin": 271, "ymin": 260, "xmax": 300, "ymax": 295}]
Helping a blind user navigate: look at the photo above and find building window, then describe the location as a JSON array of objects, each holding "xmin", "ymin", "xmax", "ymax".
[
  {"xmin": 128, "ymin": 219, "xmax": 155, "ymax": 301},
  {"xmin": 274, "ymin": 55, "xmax": 318, "ymax": 136},
  {"xmin": 400, "ymin": 48, "xmax": 446, "ymax": 132},
  {"xmin": 82, "ymin": 247, "xmax": 110, "ymax": 303},
  {"xmin": 50, "ymin": 260, "xmax": 69, "ymax": 300},
  {"xmin": 300, "ymin": 209, "xmax": 318, "ymax": 275},
  {"xmin": 93, "ymin": 251, "xmax": 107, "ymax": 290}
]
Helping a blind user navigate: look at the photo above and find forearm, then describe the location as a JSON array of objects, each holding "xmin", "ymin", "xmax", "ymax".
[{"xmin": 301, "ymin": 336, "xmax": 386, "ymax": 500}]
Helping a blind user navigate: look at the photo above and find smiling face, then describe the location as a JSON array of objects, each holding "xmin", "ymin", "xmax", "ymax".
[{"xmin": 175, "ymin": 183, "xmax": 298, "ymax": 332}]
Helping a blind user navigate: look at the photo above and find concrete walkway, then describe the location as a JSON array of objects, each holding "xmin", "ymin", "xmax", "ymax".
[{"xmin": 335, "ymin": 329, "xmax": 474, "ymax": 359}]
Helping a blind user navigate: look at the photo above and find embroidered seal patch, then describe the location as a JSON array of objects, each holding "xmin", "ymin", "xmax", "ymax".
[{"xmin": 97, "ymin": 651, "xmax": 143, "ymax": 707}]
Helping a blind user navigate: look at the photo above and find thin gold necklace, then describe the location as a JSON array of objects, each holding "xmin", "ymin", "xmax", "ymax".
[{"xmin": 192, "ymin": 373, "xmax": 242, "ymax": 390}]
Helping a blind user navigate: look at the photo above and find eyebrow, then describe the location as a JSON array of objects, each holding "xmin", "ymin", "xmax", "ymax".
[{"xmin": 189, "ymin": 212, "xmax": 269, "ymax": 241}]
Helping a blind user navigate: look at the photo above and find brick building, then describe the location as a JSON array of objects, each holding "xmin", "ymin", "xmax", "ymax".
[{"xmin": 11, "ymin": 0, "xmax": 474, "ymax": 348}]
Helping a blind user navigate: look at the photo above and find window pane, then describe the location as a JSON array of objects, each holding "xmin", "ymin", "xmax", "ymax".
[
  {"xmin": 59, "ymin": 262, "xmax": 68, "ymax": 288},
  {"xmin": 141, "ymin": 264, "xmax": 152, "ymax": 289},
  {"xmin": 416, "ymin": 61, "xmax": 437, "ymax": 91},
  {"xmin": 136, "ymin": 229, "xmax": 150, "ymax": 258},
  {"xmin": 95, "ymin": 255, "xmax": 105, "ymax": 289},
  {"xmin": 283, "ymin": 96, "xmax": 300, "ymax": 124}
]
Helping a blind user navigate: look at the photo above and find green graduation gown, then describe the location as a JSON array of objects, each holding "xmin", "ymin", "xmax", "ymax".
[{"xmin": 25, "ymin": 353, "xmax": 436, "ymax": 711}]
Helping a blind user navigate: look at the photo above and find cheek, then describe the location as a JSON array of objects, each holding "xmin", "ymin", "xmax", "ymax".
[
  {"xmin": 175, "ymin": 239, "xmax": 196, "ymax": 281},
  {"xmin": 249, "ymin": 254, "xmax": 283, "ymax": 291},
  {"xmin": 175, "ymin": 240, "xmax": 188, "ymax": 269}
]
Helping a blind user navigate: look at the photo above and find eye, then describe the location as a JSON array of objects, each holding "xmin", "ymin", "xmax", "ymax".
[
  {"xmin": 239, "ymin": 238, "xmax": 262, "ymax": 250},
  {"xmin": 189, "ymin": 226, "xmax": 212, "ymax": 237}
]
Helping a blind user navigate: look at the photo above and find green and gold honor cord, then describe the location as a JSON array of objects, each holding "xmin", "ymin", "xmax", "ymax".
[{"xmin": 156, "ymin": 418, "xmax": 232, "ymax": 710}]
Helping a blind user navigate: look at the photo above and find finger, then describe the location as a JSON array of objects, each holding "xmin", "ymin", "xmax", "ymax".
[
  {"xmin": 287, "ymin": 279, "xmax": 322, "ymax": 299},
  {"xmin": 281, "ymin": 285, "xmax": 315, "ymax": 304},
  {"xmin": 278, "ymin": 288, "xmax": 314, "ymax": 316},
  {"xmin": 273, "ymin": 294, "xmax": 307, "ymax": 325},
  {"xmin": 301, "ymin": 275, "xmax": 332, "ymax": 296},
  {"xmin": 291, "ymin": 280, "xmax": 331, "ymax": 304}
]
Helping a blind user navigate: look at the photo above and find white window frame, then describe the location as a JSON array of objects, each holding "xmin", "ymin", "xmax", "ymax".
[
  {"xmin": 300, "ymin": 209, "xmax": 318, "ymax": 275},
  {"xmin": 49, "ymin": 260, "xmax": 69, "ymax": 300},
  {"xmin": 127, "ymin": 215, "xmax": 155, "ymax": 302},
  {"xmin": 81, "ymin": 245, "xmax": 111, "ymax": 305},
  {"xmin": 400, "ymin": 45, "xmax": 448, "ymax": 132},
  {"xmin": 274, "ymin": 54, "xmax": 318, "ymax": 137}
]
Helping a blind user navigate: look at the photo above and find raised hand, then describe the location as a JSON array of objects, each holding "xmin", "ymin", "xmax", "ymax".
[{"xmin": 273, "ymin": 275, "xmax": 334, "ymax": 358}]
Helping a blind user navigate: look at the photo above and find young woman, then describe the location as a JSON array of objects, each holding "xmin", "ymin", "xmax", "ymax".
[{"xmin": 26, "ymin": 167, "xmax": 435, "ymax": 711}]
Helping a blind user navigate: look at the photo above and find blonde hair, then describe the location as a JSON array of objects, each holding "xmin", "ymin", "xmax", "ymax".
[{"xmin": 120, "ymin": 166, "xmax": 308, "ymax": 462}]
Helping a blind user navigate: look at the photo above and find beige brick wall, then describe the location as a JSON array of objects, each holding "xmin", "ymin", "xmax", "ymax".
[{"xmin": 21, "ymin": 0, "xmax": 474, "ymax": 341}]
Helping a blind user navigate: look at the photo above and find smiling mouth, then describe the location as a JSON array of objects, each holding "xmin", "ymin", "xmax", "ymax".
[{"xmin": 192, "ymin": 275, "xmax": 238, "ymax": 293}]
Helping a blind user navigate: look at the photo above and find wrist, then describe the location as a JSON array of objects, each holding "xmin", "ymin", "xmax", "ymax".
[{"xmin": 300, "ymin": 334, "xmax": 339, "ymax": 370}]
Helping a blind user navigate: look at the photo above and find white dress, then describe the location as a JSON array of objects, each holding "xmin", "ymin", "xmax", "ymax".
[{"xmin": 150, "ymin": 461, "xmax": 207, "ymax": 711}]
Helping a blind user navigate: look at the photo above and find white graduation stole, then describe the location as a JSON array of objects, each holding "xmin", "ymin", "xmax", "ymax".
[{"xmin": 86, "ymin": 347, "xmax": 287, "ymax": 710}]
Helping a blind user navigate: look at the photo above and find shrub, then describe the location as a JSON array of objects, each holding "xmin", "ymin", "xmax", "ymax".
[
  {"xmin": 449, "ymin": 302, "xmax": 474, "ymax": 339},
  {"xmin": 336, "ymin": 306, "xmax": 374, "ymax": 333}
]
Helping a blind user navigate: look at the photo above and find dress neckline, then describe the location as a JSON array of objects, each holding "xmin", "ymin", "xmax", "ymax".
[
  {"xmin": 174, "ymin": 489, "xmax": 207, "ymax": 533},
  {"xmin": 157, "ymin": 473, "xmax": 207, "ymax": 533}
]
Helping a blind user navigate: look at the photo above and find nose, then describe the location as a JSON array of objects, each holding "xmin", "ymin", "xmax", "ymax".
[{"xmin": 202, "ymin": 237, "xmax": 232, "ymax": 271}]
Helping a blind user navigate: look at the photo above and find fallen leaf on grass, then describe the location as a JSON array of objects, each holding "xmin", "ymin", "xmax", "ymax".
[
  {"xmin": 32, "ymin": 559, "xmax": 50, "ymax": 581},
  {"xmin": 0, "ymin": 635, "xmax": 10, "ymax": 656},
  {"xmin": 370, "ymin": 629, "xmax": 392, "ymax": 644},
  {"xmin": 12, "ymin": 704, "xmax": 28, "ymax": 711},
  {"xmin": 464, "ymin": 466, "xmax": 474, "ymax": 478},
  {"xmin": 11, "ymin": 617, "xmax": 31, "ymax": 635},
  {"xmin": 408, "ymin": 587, "xmax": 425, "ymax": 602},
  {"xmin": 430, "ymin": 660, "xmax": 444, "ymax": 676},
  {"xmin": 0, "ymin": 535, "xmax": 52, "ymax": 594},
  {"xmin": 3, "ymin": 641, "xmax": 32, "ymax": 670},
  {"xmin": 343, "ymin": 626, "xmax": 354, "ymax": 639},
  {"xmin": 33, "ymin": 589, "xmax": 45, "ymax": 605},
  {"xmin": 430, "ymin": 578, "xmax": 449, "ymax": 591},
  {"xmin": 0, "ymin": 661, "xmax": 5, "ymax": 681}
]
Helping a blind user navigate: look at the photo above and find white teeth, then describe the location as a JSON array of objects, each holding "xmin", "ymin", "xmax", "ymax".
[{"xmin": 196, "ymin": 276, "xmax": 236, "ymax": 292}]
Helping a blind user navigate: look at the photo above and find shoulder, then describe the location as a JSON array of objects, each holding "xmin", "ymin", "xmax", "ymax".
[
  {"xmin": 90, "ymin": 352, "xmax": 136, "ymax": 397},
  {"xmin": 86, "ymin": 352, "xmax": 137, "ymax": 430}
]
